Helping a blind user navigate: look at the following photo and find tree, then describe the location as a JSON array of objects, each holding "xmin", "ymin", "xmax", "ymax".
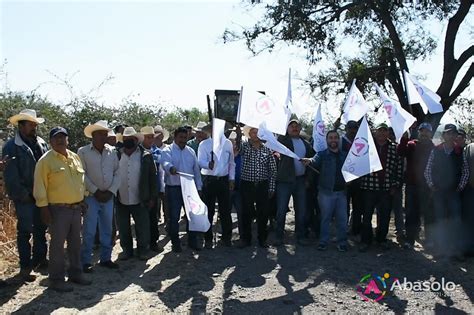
[{"xmin": 223, "ymin": 0, "xmax": 473, "ymax": 128}]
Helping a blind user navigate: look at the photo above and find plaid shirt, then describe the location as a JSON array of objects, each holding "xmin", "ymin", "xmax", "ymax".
[
  {"xmin": 240, "ymin": 141, "xmax": 277, "ymax": 192},
  {"xmin": 360, "ymin": 141, "xmax": 402, "ymax": 191}
]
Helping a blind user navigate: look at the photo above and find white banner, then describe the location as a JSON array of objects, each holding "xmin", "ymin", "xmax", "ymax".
[
  {"xmin": 257, "ymin": 122, "xmax": 301, "ymax": 160},
  {"xmin": 375, "ymin": 84, "xmax": 417, "ymax": 143},
  {"xmin": 237, "ymin": 87, "xmax": 291, "ymax": 135},
  {"xmin": 341, "ymin": 116, "xmax": 382, "ymax": 182},
  {"xmin": 312, "ymin": 104, "xmax": 327, "ymax": 152},
  {"xmin": 179, "ymin": 174, "xmax": 210, "ymax": 232},
  {"xmin": 341, "ymin": 80, "xmax": 369, "ymax": 124},
  {"xmin": 403, "ymin": 70, "xmax": 443, "ymax": 114}
]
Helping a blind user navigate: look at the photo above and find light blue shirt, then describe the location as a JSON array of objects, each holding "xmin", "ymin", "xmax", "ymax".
[
  {"xmin": 291, "ymin": 138, "xmax": 306, "ymax": 176},
  {"xmin": 161, "ymin": 142, "xmax": 202, "ymax": 190}
]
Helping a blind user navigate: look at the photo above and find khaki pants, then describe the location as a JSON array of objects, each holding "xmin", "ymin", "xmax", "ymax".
[{"xmin": 48, "ymin": 205, "xmax": 82, "ymax": 282}]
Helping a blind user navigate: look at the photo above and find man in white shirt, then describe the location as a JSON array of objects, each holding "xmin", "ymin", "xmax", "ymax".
[
  {"xmin": 78, "ymin": 121, "xmax": 120, "ymax": 272},
  {"xmin": 198, "ymin": 124, "xmax": 235, "ymax": 248},
  {"xmin": 161, "ymin": 127, "xmax": 202, "ymax": 253}
]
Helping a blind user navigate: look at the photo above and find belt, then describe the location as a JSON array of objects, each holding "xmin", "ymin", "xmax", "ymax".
[{"xmin": 49, "ymin": 202, "xmax": 83, "ymax": 209}]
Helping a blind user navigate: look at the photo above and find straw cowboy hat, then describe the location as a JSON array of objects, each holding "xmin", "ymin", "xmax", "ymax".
[
  {"xmin": 122, "ymin": 127, "xmax": 144, "ymax": 142},
  {"xmin": 140, "ymin": 126, "xmax": 155, "ymax": 135},
  {"xmin": 84, "ymin": 120, "xmax": 111, "ymax": 138},
  {"xmin": 193, "ymin": 121, "xmax": 208, "ymax": 132},
  {"xmin": 154, "ymin": 125, "xmax": 170, "ymax": 142},
  {"xmin": 9, "ymin": 109, "xmax": 45, "ymax": 126}
]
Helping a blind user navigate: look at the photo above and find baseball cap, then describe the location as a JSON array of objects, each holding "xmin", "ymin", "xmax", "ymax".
[
  {"xmin": 376, "ymin": 123, "xmax": 389, "ymax": 130},
  {"xmin": 442, "ymin": 124, "xmax": 457, "ymax": 133},
  {"xmin": 418, "ymin": 122, "xmax": 433, "ymax": 132},
  {"xmin": 49, "ymin": 127, "xmax": 68, "ymax": 139},
  {"xmin": 288, "ymin": 119, "xmax": 300, "ymax": 126}
]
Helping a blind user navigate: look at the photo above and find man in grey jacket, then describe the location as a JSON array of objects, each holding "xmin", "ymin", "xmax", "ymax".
[{"xmin": 2, "ymin": 109, "xmax": 49, "ymax": 281}]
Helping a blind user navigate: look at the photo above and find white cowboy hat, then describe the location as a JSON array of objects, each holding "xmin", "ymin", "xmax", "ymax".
[
  {"xmin": 140, "ymin": 126, "xmax": 155, "ymax": 135},
  {"xmin": 84, "ymin": 120, "xmax": 111, "ymax": 138},
  {"xmin": 9, "ymin": 109, "xmax": 45, "ymax": 126},
  {"xmin": 242, "ymin": 125, "xmax": 258, "ymax": 139},
  {"xmin": 193, "ymin": 121, "xmax": 208, "ymax": 132},
  {"xmin": 122, "ymin": 126, "xmax": 144, "ymax": 142},
  {"xmin": 154, "ymin": 125, "xmax": 170, "ymax": 142}
]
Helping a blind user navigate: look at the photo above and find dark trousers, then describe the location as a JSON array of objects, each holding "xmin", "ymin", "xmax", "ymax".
[
  {"xmin": 240, "ymin": 180, "xmax": 269, "ymax": 243},
  {"xmin": 49, "ymin": 205, "xmax": 82, "ymax": 282},
  {"xmin": 361, "ymin": 190, "xmax": 391, "ymax": 245},
  {"xmin": 347, "ymin": 181, "xmax": 363, "ymax": 235},
  {"xmin": 202, "ymin": 175, "xmax": 232, "ymax": 242},
  {"xmin": 166, "ymin": 186, "xmax": 198, "ymax": 248},
  {"xmin": 149, "ymin": 196, "xmax": 160, "ymax": 246},
  {"xmin": 462, "ymin": 185, "xmax": 474, "ymax": 254},
  {"xmin": 432, "ymin": 189, "xmax": 462, "ymax": 256},
  {"xmin": 116, "ymin": 202, "xmax": 150, "ymax": 256},
  {"xmin": 405, "ymin": 184, "xmax": 433, "ymax": 245},
  {"xmin": 14, "ymin": 201, "xmax": 47, "ymax": 270}
]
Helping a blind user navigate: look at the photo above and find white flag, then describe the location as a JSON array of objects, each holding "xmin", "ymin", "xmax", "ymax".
[
  {"xmin": 257, "ymin": 122, "xmax": 301, "ymax": 160},
  {"xmin": 341, "ymin": 116, "xmax": 382, "ymax": 182},
  {"xmin": 341, "ymin": 80, "xmax": 369, "ymax": 124},
  {"xmin": 179, "ymin": 174, "xmax": 210, "ymax": 232},
  {"xmin": 403, "ymin": 70, "xmax": 443, "ymax": 114},
  {"xmin": 212, "ymin": 117, "xmax": 228, "ymax": 175},
  {"xmin": 285, "ymin": 68, "xmax": 293, "ymax": 112},
  {"xmin": 312, "ymin": 104, "xmax": 327, "ymax": 152},
  {"xmin": 375, "ymin": 84, "xmax": 417, "ymax": 143},
  {"xmin": 237, "ymin": 87, "xmax": 291, "ymax": 135}
]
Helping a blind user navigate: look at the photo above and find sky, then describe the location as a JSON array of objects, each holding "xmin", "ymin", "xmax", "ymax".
[{"xmin": 0, "ymin": 0, "xmax": 472, "ymax": 123}]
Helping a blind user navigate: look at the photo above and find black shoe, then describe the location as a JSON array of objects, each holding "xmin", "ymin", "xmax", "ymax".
[
  {"xmin": 19, "ymin": 269, "xmax": 36, "ymax": 282},
  {"xmin": 172, "ymin": 244, "xmax": 182, "ymax": 253},
  {"xmin": 118, "ymin": 252, "xmax": 132, "ymax": 261},
  {"xmin": 68, "ymin": 276, "xmax": 92, "ymax": 286},
  {"xmin": 82, "ymin": 264, "xmax": 94, "ymax": 273},
  {"xmin": 99, "ymin": 261, "xmax": 119, "ymax": 269}
]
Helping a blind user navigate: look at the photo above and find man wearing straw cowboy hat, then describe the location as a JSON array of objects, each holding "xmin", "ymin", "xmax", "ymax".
[
  {"xmin": 116, "ymin": 127, "xmax": 158, "ymax": 260},
  {"xmin": 187, "ymin": 121, "xmax": 208, "ymax": 154},
  {"xmin": 78, "ymin": 120, "xmax": 120, "ymax": 273},
  {"xmin": 140, "ymin": 126, "xmax": 163, "ymax": 253},
  {"xmin": 3, "ymin": 109, "xmax": 49, "ymax": 282}
]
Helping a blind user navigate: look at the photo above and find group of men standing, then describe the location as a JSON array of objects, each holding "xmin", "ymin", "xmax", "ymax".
[{"xmin": 2, "ymin": 108, "xmax": 473, "ymax": 292}]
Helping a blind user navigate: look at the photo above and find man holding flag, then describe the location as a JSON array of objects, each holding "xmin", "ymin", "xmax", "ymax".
[
  {"xmin": 358, "ymin": 123, "xmax": 403, "ymax": 252},
  {"xmin": 198, "ymin": 123, "xmax": 235, "ymax": 248},
  {"xmin": 274, "ymin": 119, "xmax": 314, "ymax": 246}
]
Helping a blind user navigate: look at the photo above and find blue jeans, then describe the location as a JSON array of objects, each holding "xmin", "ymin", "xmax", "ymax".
[
  {"xmin": 432, "ymin": 189, "xmax": 462, "ymax": 256},
  {"xmin": 276, "ymin": 177, "xmax": 307, "ymax": 240},
  {"xmin": 318, "ymin": 190, "xmax": 348, "ymax": 246},
  {"xmin": 14, "ymin": 201, "xmax": 47, "ymax": 269},
  {"xmin": 166, "ymin": 186, "xmax": 197, "ymax": 247},
  {"xmin": 81, "ymin": 196, "xmax": 114, "ymax": 265}
]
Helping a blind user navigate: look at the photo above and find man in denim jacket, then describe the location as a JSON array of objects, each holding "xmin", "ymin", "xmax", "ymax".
[
  {"xmin": 2, "ymin": 109, "xmax": 49, "ymax": 281},
  {"xmin": 302, "ymin": 130, "xmax": 348, "ymax": 251}
]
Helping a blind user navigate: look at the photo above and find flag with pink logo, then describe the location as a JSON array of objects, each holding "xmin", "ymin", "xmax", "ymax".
[
  {"xmin": 257, "ymin": 122, "xmax": 301, "ymax": 160},
  {"xmin": 340, "ymin": 80, "xmax": 369, "ymax": 124},
  {"xmin": 237, "ymin": 87, "xmax": 291, "ymax": 135},
  {"xmin": 179, "ymin": 173, "xmax": 210, "ymax": 232},
  {"xmin": 312, "ymin": 104, "xmax": 327, "ymax": 152},
  {"xmin": 341, "ymin": 116, "xmax": 382, "ymax": 182},
  {"xmin": 403, "ymin": 70, "xmax": 443, "ymax": 114},
  {"xmin": 375, "ymin": 84, "xmax": 417, "ymax": 143}
]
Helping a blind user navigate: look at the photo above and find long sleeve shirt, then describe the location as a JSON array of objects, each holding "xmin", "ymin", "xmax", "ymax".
[
  {"xmin": 240, "ymin": 141, "xmax": 277, "ymax": 192},
  {"xmin": 118, "ymin": 147, "xmax": 141, "ymax": 205},
  {"xmin": 197, "ymin": 137, "xmax": 235, "ymax": 180},
  {"xmin": 161, "ymin": 142, "xmax": 202, "ymax": 190},
  {"xmin": 33, "ymin": 149, "xmax": 85, "ymax": 207},
  {"xmin": 77, "ymin": 144, "xmax": 120, "ymax": 195}
]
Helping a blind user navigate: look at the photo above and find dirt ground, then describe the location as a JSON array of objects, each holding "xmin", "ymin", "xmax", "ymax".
[{"xmin": 0, "ymin": 209, "xmax": 473, "ymax": 314}]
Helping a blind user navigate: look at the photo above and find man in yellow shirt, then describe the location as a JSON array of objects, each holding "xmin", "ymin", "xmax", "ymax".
[{"xmin": 33, "ymin": 127, "xmax": 91, "ymax": 292}]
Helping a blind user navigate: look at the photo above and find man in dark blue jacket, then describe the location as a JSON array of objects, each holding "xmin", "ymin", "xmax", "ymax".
[
  {"xmin": 303, "ymin": 130, "xmax": 348, "ymax": 251},
  {"xmin": 2, "ymin": 109, "xmax": 49, "ymax": 281}
]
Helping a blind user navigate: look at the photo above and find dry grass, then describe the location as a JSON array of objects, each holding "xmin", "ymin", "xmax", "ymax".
[{"xmin": 0, "ymin": 187, "xmax": 18, "ymax": 277}]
